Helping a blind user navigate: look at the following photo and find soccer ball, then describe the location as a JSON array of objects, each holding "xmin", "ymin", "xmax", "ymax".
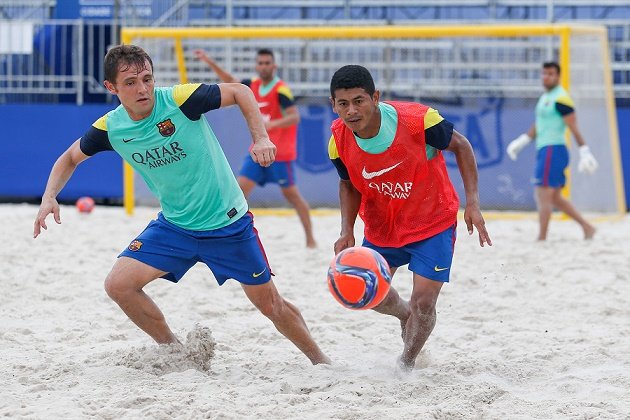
[
  {"xmin": 327, "ymin": 246, "xmax": 392, "ymax": 310},
  {"xmin": 76, "ymin": 196, "xmax": 95, "ymax": 213}
]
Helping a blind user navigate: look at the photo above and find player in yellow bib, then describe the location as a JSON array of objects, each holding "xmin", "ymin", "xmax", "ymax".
[
  {"xmin": 507, "ymin": 62, "xmax": 597, "ymax": 241},
  {"xmin": 33, "ymin": 45, "xmax": 329, "ymax": 365}
]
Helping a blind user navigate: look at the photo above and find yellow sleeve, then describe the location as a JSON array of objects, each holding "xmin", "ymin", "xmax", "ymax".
[
  {"xmin": 556, "ymin": 94, "xmax": 575, "ymax": 108},
  {"xmin": 173, "ymin": 83, "xmax": 202, "ymax": 107},
  {"xmin": 277, "ymin": 85, "xmax": 294, "ymax": 101},
  {"xmin": 423, "ymin": 107, "xmax": 444, "ymax": 130},
  {"xmin": 92, "ymin": 115, "xmax": 108, "ymax": 131},
  {"xmin": 328, "ymin": 135, "xmax": 339, "ymax": 159}
]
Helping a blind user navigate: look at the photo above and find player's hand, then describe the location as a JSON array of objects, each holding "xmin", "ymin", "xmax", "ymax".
[
  {"xmin": 193, "ymin": 49, "xmax": 209, "ymax": 62},
  {"xmin": 464, "ymin": 204, "xmax": 492, "ymax": 247},
  {"xmin": 33, "ymin": 196, "xmax": 61, "ymax": 238},
  {"xmin": 251, "ymin": 138, "xmax": 276, "ymax": 167},
  {"xmin": 578, "ymin": 145, "xmax": 598, "ymax": 174},
  {"xmin": 334, "ymin": 233, "xmax": 355, "ymax": 255},
  {"xmin": 506, "ymin": 133, "xmax": 532, "ymax": 161}
]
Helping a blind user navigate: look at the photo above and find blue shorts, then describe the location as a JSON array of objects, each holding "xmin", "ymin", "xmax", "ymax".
[
  {"xmin": 362, "ymin": 224, "xmax": 457, "ymax": 282},
  {"xmin": 239, "ymin": 155, "xmax": 295, "ymax": 188},
  {"xmin": 533, "ymin": 145, "xmax": 569, "ymax": 188},
  {"xmin": 119, "ymin": 212, "xmax": 272, "ymax": 285}
]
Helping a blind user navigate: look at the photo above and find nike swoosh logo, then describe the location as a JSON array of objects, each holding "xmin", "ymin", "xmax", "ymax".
[
  {"xmin": 252, "ymin": 267, "xmax": 267, "ymax": 278},
  {"xmin": 434, "ymin": 266, "xmax": 449, "ymax": 272},
  {"xmin": 362, "ymin": 162, "xmax": 402, "ymax": 180},
  {"xmin": 122, "ymin": 138, "xmax": 136, "ymax": 143},
  {"xmin": 258, "ymin": 102, "xmax": 270, "ymax": 107}
]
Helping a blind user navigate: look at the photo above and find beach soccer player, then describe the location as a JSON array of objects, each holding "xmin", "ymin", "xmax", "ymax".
[
  {"xmin": 328, "ymin": 65, "xmax": 491, "ymax": 369},
  {"xmin": 507, "ymin": 61, "xmax": 597, "ymax": 241},
  {"xmin": 33, "ymin": 44, "xmax": 329, "ymax": 365}
]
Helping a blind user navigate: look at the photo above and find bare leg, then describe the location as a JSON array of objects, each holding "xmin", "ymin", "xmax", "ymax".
[
  {"xmin": 104, "ymin": 257, "xmax": 179, "ymax": 344},
  {"xmin": 398, "ymin": 274, "xmax": 443, "ymax": 370},
  {"xmin": 552, "ymin": 189, "xmax": 596, "ymax": 239},
  {"xmin": 241, "ymin": 280, "xmax": 330, "ymax": 365},
  {"xmin": 535, "ymin": 186, "xmax": 555, "ymax": 241},
  {"xmin": 281, "ymin": 185, "xmax": 317, "ymax": 248},
  {"xmin": 370, "ymin": 268, "xmax": 411, "ymax": 339},
  {"xmin": 237, "ymin": 176, "xmax": 257, "ymax": 199}
]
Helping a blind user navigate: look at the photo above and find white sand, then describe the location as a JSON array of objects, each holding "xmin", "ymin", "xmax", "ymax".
[{"xmin": 1, "ymin": 203, "xmax": 629, "ymax": 419}]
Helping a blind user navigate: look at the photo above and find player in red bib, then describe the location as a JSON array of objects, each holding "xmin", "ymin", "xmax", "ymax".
[
  {"xmin": 328, "ymin": 65, "xmax": 492, "ymax": 370},
  {"xmin": 195, "ymin": 48, "xmax": 317, "ymax": 248}
]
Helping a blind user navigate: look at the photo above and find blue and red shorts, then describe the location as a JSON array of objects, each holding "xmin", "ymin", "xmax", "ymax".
[
  {"xmin": 533, "ymin": 144, "xmax": 569, "ymax": 188},
  {"xmin": 119, "ymin": 212, "xmax": 272, "ymax": 285},
  {"xmin": 362, "ymin": 224, "xmax": 457, "ymax": 282},
  {"xmin": 239, "ymin": 155, "xmax": 296, "ymax": 188}
]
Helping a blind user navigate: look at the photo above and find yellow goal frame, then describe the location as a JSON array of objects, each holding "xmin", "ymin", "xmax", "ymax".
[{"xmin": 120, "ymin": 24, "xmax": 625, "ymax": 217}]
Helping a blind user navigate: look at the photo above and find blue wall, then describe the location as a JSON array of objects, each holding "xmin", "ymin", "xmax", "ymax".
[
  {"xmin": 0, "ymin": 104, "xmax": 122, "ymax": 201},
  {"xmin": 617, "ymin": 107, "xmax": 630, "ymax": 210},
  {"xmin": 2, "ymin": 102, "xmax": 629, "ymax": 209}
]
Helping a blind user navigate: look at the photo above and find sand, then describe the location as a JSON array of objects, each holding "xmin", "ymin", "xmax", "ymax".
[{"xmin": 1, "ymin": 203, "xmax": 629, "ymax": 419}]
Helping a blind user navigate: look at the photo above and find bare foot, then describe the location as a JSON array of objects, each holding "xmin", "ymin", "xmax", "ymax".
[
  {"xmin": 396, "ymin": 355, "xmax": 414, "ymax": 371},
  {"xmin": 311, "ymin": 354, "xmax": 331, "ymax": 365},
  {"xmin": 306, "ymin": 238, "xmax": 317, "ymax": 249},
  {"xmin": 583, "ymin": 224, "xmax": 596, "ymax": 240}
]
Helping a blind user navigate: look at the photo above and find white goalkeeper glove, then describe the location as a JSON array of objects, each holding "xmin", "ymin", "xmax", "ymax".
[
  {"xmin": 506, "ymin": 133, "xmax": 532, "ymax": 161},
  {"xmin": 578, "ymin": 145, "xmax": 598, "ymax": 175}
]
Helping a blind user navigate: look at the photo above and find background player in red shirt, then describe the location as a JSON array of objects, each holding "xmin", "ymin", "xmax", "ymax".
[
  {"xmin": 328, "ymin": 65, "xmax": 491, "ymax": 370},
  {"xmin": 195, "ymin": 48, "xmax": 317, "ymax": 248}
]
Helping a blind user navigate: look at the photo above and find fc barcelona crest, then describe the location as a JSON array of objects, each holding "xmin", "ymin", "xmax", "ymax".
[
  {"xmin": 128, "ymin": 240, "xmax": 143, "ymax": 251},
  {"xmin": 156, "ymin": 119, "xmax": 175, "ymax": 137}
]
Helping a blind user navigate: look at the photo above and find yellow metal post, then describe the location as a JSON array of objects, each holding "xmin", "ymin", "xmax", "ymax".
[
  {"xmin": 120, "ymin": 32, "xmax": 135, "ymax": 215},
  {"xmin": 174, "ymin": 38, "xmax": 189, "ymax": 84},
  {"xmin": 600, "ymin": 32, "xmax": 627, "ymax": 215},
  {"xmin": 559, "ymin": 27, "xmax": 572, "ymax": 202}
]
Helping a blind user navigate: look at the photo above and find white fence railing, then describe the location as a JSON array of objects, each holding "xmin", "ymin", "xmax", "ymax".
[{"xmin": 1, "ymin": 0, "xmax": 630, "ymax": 102}]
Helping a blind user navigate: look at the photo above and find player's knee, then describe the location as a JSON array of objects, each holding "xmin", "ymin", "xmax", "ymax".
[
  {"xmin": 103, "ymin": 274, "xmax": 130, "ymax": 301},
  {"xmin": 281, "ymin": 187, "xmax": 298, "ymax": 201},
  {"xmin": 256, "ymin": 292, "xmax": 285, "ymax": 320},
  {"xmin": 536, "ymin": 197, "xmax": 553, "ymax": 211},
  {"xmin": 409, "ymin": 295, "xmax": 437, "ymax": 317}
]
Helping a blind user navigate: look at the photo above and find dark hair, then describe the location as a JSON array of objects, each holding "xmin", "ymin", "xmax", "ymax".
[
  {"xmin": 256, "ymin": 48, "xmax": 274, "ymax": 60},
  {"xmin": 330, "ymin": 65, "xmax": 375, "ymax": 98},
  {"xmin": 104, "ymin": 44, "xmax": 153, "ymax": 83},
  {"xmin": 543, "ymin": 61, "xmax": 561, "ymax": 74}
]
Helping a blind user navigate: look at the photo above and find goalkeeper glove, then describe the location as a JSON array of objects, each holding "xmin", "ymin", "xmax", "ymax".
[
  {"xmin": 506, "ymin": 134, "xmax": 532, "ymax": 161},
  {"xmin": 578, "ymin": 145, "xmax": 598, "ymax": 174}
]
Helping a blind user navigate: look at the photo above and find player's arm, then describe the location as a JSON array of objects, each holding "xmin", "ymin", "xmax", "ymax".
[
  {"xmin": 444, "ymin": 130, "xmax": 492, "ymax": 247},
  {"xmin": 193, "ymin": 49, "xmax": 240, "ymax": 83},
  {"xmin": 336, "ymin": 179, "xmax": 361, "ymax": 254},
  {"xmin": 526, "ymin": 123, "xmax": 536, "ymax": 139},
  {"xmin": 424, "ymin": 107, "xmax": 489, "ymax": 246},
  {"xmin": 33, "ymin": 140, "xmax": 90, "ymax": 238},
  {"xmin": 218, "ymin": 83, "xmax": 276, "ymax": 167},
  {"xmin": 329, "ymin": 135, "xmax": 360, "ymax": 253},
  {"xmin": 561, "ymin": 110, "xmax": 598, "ymax": 174},
  {"xmin": 561, "ymin": 111, "xmax": 586, "ymax": 147},
  {"xmin": 553, "ymin": 95, "xmax": 584, "ymax": 146},
  {"xmin": 556, "ymin": 96, "xmax": 597, "ymax": 173}
]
